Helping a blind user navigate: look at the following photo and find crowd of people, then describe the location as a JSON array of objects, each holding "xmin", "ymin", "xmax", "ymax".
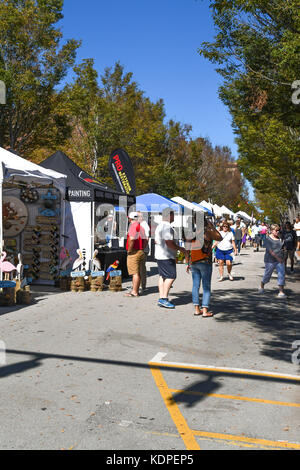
[{"xmin": 124, "ymin": 210, "xmax": 300, "ymax": 315}]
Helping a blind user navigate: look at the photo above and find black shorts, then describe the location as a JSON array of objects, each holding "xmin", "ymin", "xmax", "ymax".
[{"xmin": 157, "ymin": 259, "xmax": 177, "ymax": 280}]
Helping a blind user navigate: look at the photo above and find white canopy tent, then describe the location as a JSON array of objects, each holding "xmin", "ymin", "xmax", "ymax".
[
  {"xmin": 199, "ymin": 200, "xmax": 214, "ymax": 212},
  {"xmin": 0, "ymin": 147, "xmax": 67, "ymax": 281},
  {"xmin": 235, "ymin": 210, "xmax": 253, "ymax": 222},
  {"xmin": 172, "ymin": 196, "xmax": 206, "ymax": 213},
  {"xmin": 220, "ymin": 205, "xmax": 235, "ymax": 218},
  {"xmin": 212, "ymin": 204, "xmax": 224, "ymax": 217}
]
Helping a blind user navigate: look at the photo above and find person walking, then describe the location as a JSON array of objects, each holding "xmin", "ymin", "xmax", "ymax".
[
  {"xmin": 260, "ymin": 222, "xmax": 268, "ymax": 248},
  {"xmin": 155, "ymin": 208, "xmax": 186, "ymax": 309},
  {"xmin": 137, "ymin": 211, "xmax": 150, "ymax": 293},
  {"xmin": 233, "ymin": 219, "xmax": 243, "ymax": 255},
  {"xmin": 259, "ymin": 224, "xmax": 286, "ymax": 298},
  {"xmin": 125, "ymin": 212, "xmax": 146, "ymax": 297},
  {"xmin": 252, "ymin": 222, "xmax": 262, "ymax": 252},
  {"xmin": 282, "ymin": 221, "xmax": 297, "ymax": 273},
  {"xmin": 294, "ymin": 217, "xmax": 300, "ymax": 251},
  {"xmin": 186, "ymin": 219, "xmax": 222, "ymax": 317},
  {"xmin": 212, "ymin": 222, "xmax": 237, "ymax": 281}
]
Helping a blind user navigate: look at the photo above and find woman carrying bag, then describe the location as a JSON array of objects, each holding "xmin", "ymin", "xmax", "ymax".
[{"xmin": 185, "ymin": 219, "xmax": 222, "ymax": 317}]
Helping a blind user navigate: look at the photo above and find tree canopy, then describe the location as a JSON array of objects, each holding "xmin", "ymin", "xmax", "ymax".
[
  {"xmin": 199, "ymin": 0, "xmax": 300, "ymax": 221},
  {"xmin": 0, "ymin": 0, "xmax": 247, "ymax": 212}
]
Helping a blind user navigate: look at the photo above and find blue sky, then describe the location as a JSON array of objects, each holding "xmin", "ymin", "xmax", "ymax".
[{"xmin": 60, "ymin": 0, "xmax": 251, "ymax": 194}]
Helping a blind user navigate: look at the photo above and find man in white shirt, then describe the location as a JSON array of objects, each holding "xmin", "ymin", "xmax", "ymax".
[
  {"xmin": 251, "ymin": 223, "xmax": 261, "ymax": 252},
  {"xmin": 155, "ymin": 208, "xmax": 186, "ymax": 309},
  {"xmin": 294, "ymin": 217, "xmax": 300, "ymax": 251}
]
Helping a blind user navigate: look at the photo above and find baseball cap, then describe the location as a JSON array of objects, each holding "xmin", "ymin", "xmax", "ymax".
[{"xmin": 128, "ymin": 211, "xmax": 138, "ymax": 220}]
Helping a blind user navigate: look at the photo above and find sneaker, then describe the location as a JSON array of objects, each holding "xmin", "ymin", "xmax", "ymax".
[
  {"xmin": 217, "ymin": 277, "xmax": 224, "ymax": 282},
  {"xmin": 158, "ymin": 298, "xmax": 175, "ymax": 309},
  {"xmin": 228, "ymin": 274, "xmax": 234, "ymax": 281},
  {"xmin": 277, "ymin": 292, "xmax": 286, "ymax": 298},
  {"xmin": 258, "ymin": 288, "xmax": 265, "ymax": 294}
]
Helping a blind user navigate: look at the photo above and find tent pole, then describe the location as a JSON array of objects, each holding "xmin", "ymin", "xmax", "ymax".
[
  {"xmin": 91, "ymin": 201, "xmax": 95, "ymax": 260},
  {"xmin": 0, "ymin": 163, "xmax": 3, "ymax": 282}
]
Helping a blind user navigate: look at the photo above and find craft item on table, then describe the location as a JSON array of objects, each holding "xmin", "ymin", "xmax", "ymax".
[
  {"xmin": 109, "ymin": 270, "xmax": 122, "ymax": 292},
  {"xmin": 39, "ymin": 189, "xmax": 60, "ymax": 217},
  {"xmin": 0, "ymin": 252, "xmax": 17, "ymax": 280},
  {"xmin": 90, "ymin": 272, "xmax": 105, "ymax": 292},
  {"xmin": 70, "ymin": 276, "xmax": 85, "ymax": 293},
  {"xmin": 35, "ymin": 216, "xmax": 59, "ymax": 225},
  {"xmin": 16, "ymin": 254, "xmax": 24, "ymax": 280},
  {"xmin": 16, "ymin": 284, "xmax": 31, "ymax": 305},
  {"xmin": 105, "ymin": 260, "xmax": 120, "ymax": 281},
  {"xmin": 50, "ymin": 225, "xmax": 60, "ymax": 237},
  {"xmin": 20, "ymin": 187, "xmax": 39, "ymax": 203},
  {"xmin": 0, "ymin": 280, "xmax": 17, "ymax": 306},
  {"xmin": 3, "ymin": 196, "xmax": 28, "ymax": 237},
  {"xmin": 60, "ymin": 246, "xmax": 72, "ymax": 271},
  {"xmin": 72, "ymin": 249, "xmax": 84, "ymax": 271},
  {"xmin": 23, "ymin": 244, "xmax": 42, "ymax": 252},
  {"xmin": 90, "ymin": 249, "xmax": 101, "ymax": 271}
]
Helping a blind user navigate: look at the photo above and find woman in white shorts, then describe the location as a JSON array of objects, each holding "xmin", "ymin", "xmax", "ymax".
[{"xmin": 212, "ymin": 222, "xmax": 237, "ymax": 281}]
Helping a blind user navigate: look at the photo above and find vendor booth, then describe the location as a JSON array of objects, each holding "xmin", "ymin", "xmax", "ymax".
[
  {"xmin": 40, "ymin": 151, "xmax": 135, "ymax": 277},
  {"xmin": 0, "ymin": 146, "xmax": 67, "ymax": 285}
]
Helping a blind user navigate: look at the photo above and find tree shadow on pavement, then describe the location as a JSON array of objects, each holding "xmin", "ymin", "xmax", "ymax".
[{"xmin": 210, "ymin": 287, "xmax": 300, "ymax": 366}]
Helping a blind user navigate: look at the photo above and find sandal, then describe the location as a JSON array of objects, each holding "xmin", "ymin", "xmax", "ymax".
[
  {"xmin": 201, "ymin": 309, "xmax": 214, "ymax": 318},
  {"xmin": 124, "ymin": 292, "xmax": 139, "ymax": 297}
]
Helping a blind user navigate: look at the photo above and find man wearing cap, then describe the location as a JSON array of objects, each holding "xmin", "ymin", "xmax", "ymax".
[
  {"xmin": 155, "ymin": 208, "xmax": 186, "ymax": 309},
  {"xmin": 125, "ymin": 212, "xmax": 146, "ymax": 297}
]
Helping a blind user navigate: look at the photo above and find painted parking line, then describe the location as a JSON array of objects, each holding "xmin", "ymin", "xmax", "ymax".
[
  {"xmin": 149, "ymin": 353, "xmax": 300, "ymax": 451},
  {"xmin": 168, "ymin": 389, "xmax": 300, "ymax": 408},
  {"xmin": 149, "ymin": 352, "xmax": 300, "ymax": 381}
]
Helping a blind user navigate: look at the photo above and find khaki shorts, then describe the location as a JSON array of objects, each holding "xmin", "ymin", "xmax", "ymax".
[{"xmin": 127, "ymin": 250, "xmax": 146, "ymax": 275}]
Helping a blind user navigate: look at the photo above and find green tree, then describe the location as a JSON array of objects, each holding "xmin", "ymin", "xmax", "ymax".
[
  {"xmin": 0, "ymin": 0, "xmax": 80, "ymax": 154},
  {"xmin": 199, "ymin": 0, "xmax": 300, "ymax": 215}
]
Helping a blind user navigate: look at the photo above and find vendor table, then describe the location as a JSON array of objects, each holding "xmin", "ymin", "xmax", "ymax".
[{"xmin": 96, "ymin": 248, "xmax": 129, "ymax": 279}]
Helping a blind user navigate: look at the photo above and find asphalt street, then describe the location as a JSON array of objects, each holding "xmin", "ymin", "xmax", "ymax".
[{"xmin": 0, "ymin": 246, "xmax": 299, "ymax": 450}]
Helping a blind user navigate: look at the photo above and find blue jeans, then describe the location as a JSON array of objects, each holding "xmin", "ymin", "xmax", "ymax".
[
  {"xmin": 235, "ymin": 239, "xmax": 242, "ymax": 253},
  {"xmin": 191, "ymin": 262, "xmax": 212, "ymax": 308},
  {"xmin": 262, "ymin": 262, "xmax": 285, "ymax": 286}
]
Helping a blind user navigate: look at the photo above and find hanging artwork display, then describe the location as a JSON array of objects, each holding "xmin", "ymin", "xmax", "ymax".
[{"xmin": 3, "ymin": 196, "xmax": 28, "ymax": 237}]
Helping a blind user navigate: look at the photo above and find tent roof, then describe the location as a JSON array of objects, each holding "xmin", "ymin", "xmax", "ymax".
[
  {"xmin": 199, "ymin": 200, "xmax": 214, "ymax": 211},
  {"xmin": 136, "ymin": 193, "xmax": 183, "ymax": 213},
  {"xmin": 220, "ymin": 205, "xmax": 235, "ymax": 216},
  {"xmin": 0, "ymin": 147, "xmax": 66, "ymax": 192},
  {"xmin": 192, "ymin": 202, "xmax": 214, "ymax": 217},
  {"xmin": 40, "ymin": 151, "xmax": 127, "ymax": 202},
  {"xmin": 235, "ymin": 210, "xmax": 252, "ymax": 221},
  {"xmin": 172, "ymin": 196, "xmax": 204, "ymax": 213}
]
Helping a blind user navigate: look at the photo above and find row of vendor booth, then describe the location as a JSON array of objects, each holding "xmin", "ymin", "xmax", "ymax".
[{"xmin": 0, "ymin": 146, "xmax": 254, "ymax": 286}]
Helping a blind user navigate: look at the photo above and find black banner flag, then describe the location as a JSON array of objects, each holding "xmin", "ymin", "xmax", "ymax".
[{"xmin": 108, "ymin": 148, "xmax": 136, "ymax": 195}]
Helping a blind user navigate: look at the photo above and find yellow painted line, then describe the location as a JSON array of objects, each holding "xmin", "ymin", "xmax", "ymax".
[
  {"xmin": 191, "ymin": 430, "xmax": 300, "ymax": 450},
  {"xmin": 149, "ymin": 360, "xmax": 300, "ymax": 382},
  {"xmin": 149, "ymin": 365, "xmax": 200, "ymax": 450},
  {"xmin": 169, "ymin": 389, "xmax": 300, "ymax": 408}
]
